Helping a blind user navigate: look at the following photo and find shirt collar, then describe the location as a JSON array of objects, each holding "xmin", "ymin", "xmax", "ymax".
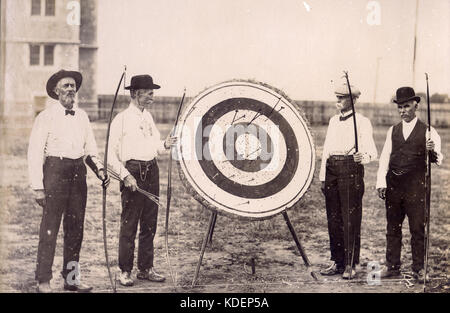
[
  {"xmin": 402, "ymin": 116, "xmax": 418, "ymax": 128},
  {"xmin": 128, "ymin": 102, "xmax": 149, "ymax": 117},
  {"xmin": 52, "ymin": 102, "xmax": 78, "ymax": 114},
  {"xmin": 339, "ymin": 110, "xmax": 354, "ymax": 118}
]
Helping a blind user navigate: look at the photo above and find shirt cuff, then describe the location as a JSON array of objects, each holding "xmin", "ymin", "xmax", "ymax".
[
  {"xmin": 375, "ymin": 178, "xmax": 387, "ymax": 189},
  {"xmin": 158, "ymin": 140, "xmax": 167, "ymax": 153},
  {"xmin": 119, "ymin": 167, "xmax": 131, "ymax": 181},
  {"xmin": 435, "ymin": 151, "xmax": 443, "ymax": 166},
  {"xmin": 360, "ymin": 153, "xmax": 371, "ymax": 165},
  {"xmin": 31, "ymin": 181, "xmax": 44, "ymax": 190}
]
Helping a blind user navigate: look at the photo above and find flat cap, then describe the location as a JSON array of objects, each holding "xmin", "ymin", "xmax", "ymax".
[{"xmin": 334, "ymin": 83, "xmax": 361, "ymax": 98}]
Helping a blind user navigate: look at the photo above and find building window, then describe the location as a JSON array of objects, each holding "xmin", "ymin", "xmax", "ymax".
[
  {"xmin": 30, "ymin": 45, "xmax": 40, "ymax": 65},
  {"xmin": 45, "ymin": 0, "xmax": 55, "ymax": 16},
  {"xmin": 31, "ymin": 0, "xmax": 41, "ymax": 15},
  {"xmin": 29, "ymin": 44, "xmax": 55, "ymax": 66},
  {"xmin": 44, "ymin": 45, "xmax": 54, "ymax": 65}
]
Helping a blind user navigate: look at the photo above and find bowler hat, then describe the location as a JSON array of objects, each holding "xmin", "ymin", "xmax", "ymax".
[
  {"xmin": 334, "ymin": 83, "xmax": 361, "ymax": 98},
  {"xmin": 393, "ymin": 87, "xmax": 421, "ymax": 104},
  {"xmin": 46, "ymin": 70, "xmax": 82, "ymax": 100},
  {"xmin": 125, "ymin": 75, "xmax": 161, "ymax": 90}
]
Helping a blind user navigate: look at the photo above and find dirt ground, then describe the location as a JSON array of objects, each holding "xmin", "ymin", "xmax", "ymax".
[{"xmin": 0, "ymin": 122, "xmax": 449, "ymax": 293}]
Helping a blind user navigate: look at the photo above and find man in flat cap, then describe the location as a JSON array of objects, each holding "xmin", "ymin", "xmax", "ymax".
[
  {"xmin": 376, "ymin": 87, "xmax": 443, "ymax": 282},
  {"xmin": 108, "ymin": 74, "xmax": 177, "ymax": 287},
  {"xmin": 28, "ymin": 69, "xmax": 108, "ymax": 293},
  {"xmin": 319, "ymin": 83, "xmax": 377, "ymax": 279}
]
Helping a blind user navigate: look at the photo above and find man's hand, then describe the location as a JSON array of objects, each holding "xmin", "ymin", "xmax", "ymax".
[
  {"xmin": 426, "ymin": 139, "xmax": 435, "ymax": 151},
  {"xmin": 164, "ymin": 134, "xmax": 178, "ymax": 149},
  {"xmin": 353, "ymin": 152, "xmax": 364, "ymax": 163},
  {"xmin": 97, "ymin": 169, "xmax": 110, "ymax": 188},
  {"xmin": 35, "ymin": 189, "xmax": 46, "ymax": 207},
  {"xmin": 321, "ymin": 182, "xmax": 326, "ymax": 195},
  {"xmin": 377, "ymin": 188, "xmax": 386, "ymax": 200},
  {"xmin": 124, "ymin": 174, "xmax": 138, "ymax": 192}
]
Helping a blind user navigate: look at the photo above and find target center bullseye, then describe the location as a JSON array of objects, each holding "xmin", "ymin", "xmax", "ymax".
[{"xmin": 235, "ymin": 133, "xmax": 261, "ymax": 160}]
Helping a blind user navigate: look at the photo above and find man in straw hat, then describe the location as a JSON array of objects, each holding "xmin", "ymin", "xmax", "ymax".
[
  {"xmin": 319, "ymin": 83, "xmax": 377, "ymax": 279},
  {"xmin": 107, "ymin": 74, "xmax": 177, "ymax": 287},
  {"xmin": 376, "ymin": 86, "xmax": 443, "ymax": 282},
  {"xmin": 28, "ymin": 69, "xmax": 109, "ymax": 293}
]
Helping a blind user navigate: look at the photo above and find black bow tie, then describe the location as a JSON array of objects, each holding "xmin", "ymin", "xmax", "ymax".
[
  {"xmin": 340, "ymin": 113, "xmax": 354, "ymax": 121},
  {"xmin": 65, "ymin": 109, "xmax": 75, "ymax": 116}
]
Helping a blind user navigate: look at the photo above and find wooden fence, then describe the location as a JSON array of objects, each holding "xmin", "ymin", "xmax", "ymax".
[{"xmin": 96, "ymin": 95, "xmax": 450, "ymax": 127}]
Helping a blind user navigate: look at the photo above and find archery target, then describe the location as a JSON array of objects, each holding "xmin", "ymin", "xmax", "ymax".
[{"xmin": 176, "ymin": 80, "xmax": 315, "ymax": 219}]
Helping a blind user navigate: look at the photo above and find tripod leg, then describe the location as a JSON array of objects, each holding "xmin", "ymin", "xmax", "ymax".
[
  {"xmin": 282, "ymin": 211, "xmax": 319, "ymax": 280},
  {"xmin": 192, "ymin": 211, "xmax": 217, "ymax": 287},
  {"xmin": 208, "ymin": 212, "xmax": 217, "ymax": 246}
]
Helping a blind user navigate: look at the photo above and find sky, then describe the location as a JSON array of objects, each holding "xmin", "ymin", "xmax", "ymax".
[{"xmin": 97, "ymin": 0, "xmax": 449, "ymax": 103}]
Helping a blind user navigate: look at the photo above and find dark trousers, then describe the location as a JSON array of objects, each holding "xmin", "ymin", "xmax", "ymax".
[
  {"xmin": 385, "ymin": 169, "xmax": 426, "ymax": 272},
  {"xmin": 324, "ymin": 156, "xmax": 364, "ymax": 268},
  {"xmin": 118, "ymin": 159, "xmax": 159, "ymax": 273},
  {"xmin": 36, "ymin": 157, "xmax": 87, "ymax": 283}
]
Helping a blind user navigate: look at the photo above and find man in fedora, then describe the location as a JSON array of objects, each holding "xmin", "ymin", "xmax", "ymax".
[
  {"xmin": 319, "ymin": 83, "xmax": 378, "ymax": 279},
  {"xmin": 108, "ymin": 74, "xmax": 177, "ymax": 286},
  {"xmin": 376, "ymin": 86, "xmax": 443, "ymax": 281},
  {"xmin": 28, "ymin": 69, "xmax": 109, "ymax": 292}
]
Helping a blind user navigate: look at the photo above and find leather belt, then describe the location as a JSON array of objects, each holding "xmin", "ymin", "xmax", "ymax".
[
  {"xmin": 329, "ymin": 155, "xmax": 353, "ymax": 161},
  {"xmin": 126, "ymin": 159, "xmax": 156, "ymax": 182},
  {"xmin": 46, "ymin": 156, "xmax": 83, "ymax": 163},
  {"xmin": 126, "ymin": 159, "xmax": 157, "ymax": 166}
]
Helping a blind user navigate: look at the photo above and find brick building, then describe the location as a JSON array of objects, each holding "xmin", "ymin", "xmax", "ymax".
[{"xmin": 0, "ymin": 0, "xmax": 98, "ymax": 123}]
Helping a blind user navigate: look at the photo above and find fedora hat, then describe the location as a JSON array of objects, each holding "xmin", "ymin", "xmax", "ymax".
[
  {"xmin": 46, "ymin": 69, "xmax": 82, "ymax": 100},
  {"xmin": 334, "ymin": 83, "xmax": 361, "ymax": 98},
  {"xmin": 393, "ymin": 87, "xmax": 421, "ymax": 104},
  {"xmin": 125, "ymin": 75, "xmax": 161, "ymax": 90}
]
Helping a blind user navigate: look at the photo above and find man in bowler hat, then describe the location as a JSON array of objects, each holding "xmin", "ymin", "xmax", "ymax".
[
  {"xmin": 376, "ymin": 87, "xmax": 443, "ymax": 281},
  {"xmin": 28, "ymin": 70, "xmax": 108, "ymax": 292},
  {"xmin": 108, "ymin": 74, "xmax": 177, "ymax": 286}
]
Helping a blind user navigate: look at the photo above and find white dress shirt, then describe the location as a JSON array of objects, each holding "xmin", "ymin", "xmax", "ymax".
[
  {"xmin": 108, "ymin": 102, "xmax": 166, "ymax": 180},
  {"xmin": 376, "ymin": 117, "xmax": 443, "ymax": 189},
  {"xmin": 319, "ymin": 111, "xmax": 378, "ymax": 181},
  {"xmin": 27, "ymin": 103, "xmax": 101, "ymax": 190}
]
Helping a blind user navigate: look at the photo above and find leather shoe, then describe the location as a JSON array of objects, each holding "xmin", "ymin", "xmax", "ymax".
[
  {"xmin": 118, "ymin": 271, "xmax": 134, "ymax": 287},
  {"xmin": 64, "ymin": 281, "xmax": 93, "ymax": 293},
  {"xmin": 37, "ymin": 281, "xmax": 52, "ymax": 293},
  {"xmin": 342, "ymin": 266, "xmax": 357, "ymax": 280},
  {"xmin": 320, "ymin": 262, "xmax": 345, "ymax": 276},
  {"xmin": 413, "ymin": 269, "xmax": 430, "ymax": 283},
  {"xmin": 137, "ymin": 268, "xmax": 166, "ymax": 282},
  {"xmin": 379, "ymin": 266, "xmax": 401, "ymax": 279}
]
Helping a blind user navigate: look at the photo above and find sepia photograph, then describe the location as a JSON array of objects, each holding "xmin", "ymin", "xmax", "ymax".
[{"xmin": 0, "ymin": 0, "xmax": 449, "ymax": 299}]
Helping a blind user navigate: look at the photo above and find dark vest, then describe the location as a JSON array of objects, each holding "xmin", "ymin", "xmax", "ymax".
[{"xmin": 389, "ymin": 119, "xmax": 427, "ymax": 174}]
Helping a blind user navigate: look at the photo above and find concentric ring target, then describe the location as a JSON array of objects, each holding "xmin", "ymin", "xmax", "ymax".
[{"xmin": 176, "ymin": 80, "xmax": 315, "ymax": 219}]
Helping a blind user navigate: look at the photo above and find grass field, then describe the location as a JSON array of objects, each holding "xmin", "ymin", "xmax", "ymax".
[{"xmin": 0, "ymin": 122, "xmax": 448, "ymax": 293}]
